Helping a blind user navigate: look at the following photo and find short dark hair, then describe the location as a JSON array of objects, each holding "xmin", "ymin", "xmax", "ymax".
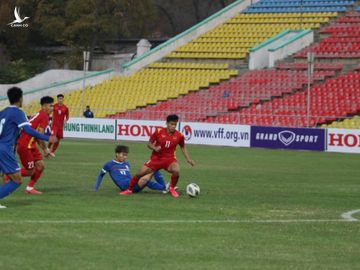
[
  {"xmin": 86, "ymin": 105, "xmax": 90, "ymax": 109},
  {"xmin": 166, "ymin": 114, "xmax": 179, "ymax": 123},
  {"xmin": 7, "ymin": 87, "xmax": 23, "ymax": 105},
  {"xmin": 40, "ymin": 96, "xmax": 54, "ymax": 105},
  {"xmin": 57, "ymin": 94, "xmax": 64, "ymax": 98},
  {"xmin": 115, "ymin": 145, "xmax": 129, "ymax": 154}
]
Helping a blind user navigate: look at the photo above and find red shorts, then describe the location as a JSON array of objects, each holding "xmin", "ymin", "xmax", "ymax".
[
  {"xmin": 52, "ymin": 126, "xmax": 64, "ymax": 139},
  {"xmin": 17, "ymin": 145, "xmax": 43, "ymax": 170},
  {"xmin": 145, "ymin": 157, "xmax": 177, "ymax": 171}
]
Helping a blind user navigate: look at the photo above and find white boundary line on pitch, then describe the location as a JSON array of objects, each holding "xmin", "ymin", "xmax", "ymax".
[
  {"xmin": 0, "ymin": 209, "xmax": 357, "ymax": 225},
  {"xmin": 341, "ymin": 209, "xmax": 360, "ymax": 222},
  {"xmin": 0, "ymin": 219, "xmax": 358, "ymax": 224}
]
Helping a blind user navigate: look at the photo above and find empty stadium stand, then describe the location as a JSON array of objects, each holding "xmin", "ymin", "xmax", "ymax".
[
  {"xmin": 324, "ymin": 115, "xmax": 360, "ymax": 129},
  {"xmin": 22, "ymin": 0, "xmax": 360, "ymax": 127},
  {"xmin": 24, "ymin": 63, "xmax": 238, "ymax": 117},
  {"xmin": 244, "ymin": 0, "xmax": 351, "ymax": 13},
  {"xmin": 296, "ymin": 11, "xmax": 360, "ymax": 58},
  {"xmin": 207, "ymin": 69, "xmax": 360, "ymax": 127},
  {"xmin": 167, "ymin": 12, "xmax": 337, "ymax": 59},
  {"xmin": 116, "ymin": 66, "xmax": 338, "ymax": 122}
]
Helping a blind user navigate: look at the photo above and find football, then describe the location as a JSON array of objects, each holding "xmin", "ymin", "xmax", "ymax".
[{"xmin": 186, "ymin": 183, "xmax": 200, "ymax": 197}]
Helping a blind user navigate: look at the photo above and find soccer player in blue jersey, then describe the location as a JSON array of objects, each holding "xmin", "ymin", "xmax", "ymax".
[
  {"xmin": 0, "ymin": 87, "xmax": 57, "ymax": 209},
  {"xmin": 94, "ymin": 145, "xmax": 167, "ymax": 193}
]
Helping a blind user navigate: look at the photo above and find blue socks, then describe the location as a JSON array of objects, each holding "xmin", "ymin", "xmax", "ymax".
[
  {"xmin": 153, "ymin": 171, "xmax": 166, "ymax": 190},
  {"xmin": 0, "ymin": 180, "xmax": 21, "ymax": 199},
  {"xmin": 146, "ymin": 181, "xmax": 166, "ymax": 191},
  {"xmin": 124, "ymin": 171, "xmax": 167, "ymax": 193},
  {"xmin": 132, "ymin": 183, "xmax": 143, "ymax": 193}
]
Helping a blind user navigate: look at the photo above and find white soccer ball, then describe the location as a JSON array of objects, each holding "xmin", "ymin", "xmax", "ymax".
[{"xmin": 186, "ymin": 183, "xmax": 200, "ymax": 197}]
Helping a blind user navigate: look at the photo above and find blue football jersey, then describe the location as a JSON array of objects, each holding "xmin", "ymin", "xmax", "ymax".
[
  {"xmin": 102, "ymin": 160, "xmax": 131, "ymax": 182},
  {"xmin": 0, "ymin": 106, "xmax": 29, "ymax": 148}
]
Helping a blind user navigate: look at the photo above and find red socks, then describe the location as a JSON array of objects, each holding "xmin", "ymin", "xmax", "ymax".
[
  {"xmin": 128, "ymin": 176, "xmax": 139, "ymax": 190},
  {"xmin": 51, "ymin": 142, "xmax": 60, "ymax": 153},
  {"xmin": 170, "ymin": 174, "xmax": 179, "ymax": 188},
  {"xmin": 28, "ymin": 169, "xmax": 42, "ymax": 188},
  {"xmin": 21, "ymin": 168, "xmax": 29, "ymax": 177}
]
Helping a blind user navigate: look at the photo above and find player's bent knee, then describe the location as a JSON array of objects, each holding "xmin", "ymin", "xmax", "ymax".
[
  {"xmin": 8, "ymin": 174, "xmax": 22, "ymax": 184},
  {"xmin": 169, "ymin": 169, "xmax": 180, "ymax": 176},
  {"xmin": 35, "ymin": 161, "xmax": 45, "ymax": 171}
]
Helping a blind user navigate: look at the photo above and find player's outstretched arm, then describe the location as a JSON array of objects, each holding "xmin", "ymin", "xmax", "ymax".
[
  {"xmin": 180, "ymin": 145, "xmax": 195, "ymax": 166},
  {"xmin": 95, "ymin": 163, "xmax": 111, "ymax": 191},
  {"xmin": 23, "ymin": 125, "xmax": 57, "ymax": 143},
  {"xmin": 94, "ymin": 171, "xmax": 106, "ymax": 191}
]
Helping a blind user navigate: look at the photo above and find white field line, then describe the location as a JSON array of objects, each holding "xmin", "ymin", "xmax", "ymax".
[
  {"xmin": 341, "ymin": 209, "xmax": 360, "ymax": 222},
  {"xmin": 0, "ymin": 210, "xmax": 357, "ymax": 225},
  {"xmin": 0, "ymin": 219, "xmax": 357, "ymax": 225}
]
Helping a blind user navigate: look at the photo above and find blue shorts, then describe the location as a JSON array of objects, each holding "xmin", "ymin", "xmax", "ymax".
[
  {"xmin": 0, "ymin": 144, "xmax": 20, "ymax": 174},
  {"xmin": 112, "ymin": 179, "xmax": 129, "ymax": 191}
]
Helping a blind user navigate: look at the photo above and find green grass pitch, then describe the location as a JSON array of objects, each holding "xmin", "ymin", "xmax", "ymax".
[{"xmin": 0, "ymin": 139, "xmax": 360, "ymax": 270}]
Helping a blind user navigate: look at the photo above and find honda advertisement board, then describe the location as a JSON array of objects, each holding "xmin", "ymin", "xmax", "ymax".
[
  {"xmin": 64, "ymin": 118, "xmax": 116, "ymax": 140},
  {"xmin": 180, "ymin": 122, "xmax": 250, "ymax": 147},
  {"xmin": 116, "ymin": 119, "xmax": 179, "ymax": 142},
  {"xmin": 251, "ymin": 126, "xmax": 325, "ymax": 151},
  {"xmin": 327, "ymin": 128, "xmax": 360, "ymax": 153}
]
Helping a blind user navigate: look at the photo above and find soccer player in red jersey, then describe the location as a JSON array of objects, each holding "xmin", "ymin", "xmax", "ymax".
[
  {"xmin": 120, "ymin": 114, "xmax": 195, "ymax": 198},
  {"xmin": 16, "ymin": 96, "xmax": 54, "ymax": 194},
  {"xmin": 48, "ymin": 94, "xmax": 69, "ymax": 155}
]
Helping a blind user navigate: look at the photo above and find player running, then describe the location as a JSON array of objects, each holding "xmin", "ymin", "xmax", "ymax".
[
  {"xmin": 0, "ymin": 87, "xmax": 57, "ymax": 209},
  {"xmin": 16, "ymin": 96, "xmax": 55, "ymax": 195},
  {"xmin": 94, "ymin": 145, "xmax": 166, "ymax": 193},
  {"xmin": 120, "ymin": 114, "xmax": 195, "ymax": 198},
  {"xmin": 48, "ymin": 94, "xmax": 69, "ymax": 156}
]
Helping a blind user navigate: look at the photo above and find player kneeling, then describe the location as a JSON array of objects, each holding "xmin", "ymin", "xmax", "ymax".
[{"xmin": 94, "ymin": 145, "xmax": 167, "ymax": 193}]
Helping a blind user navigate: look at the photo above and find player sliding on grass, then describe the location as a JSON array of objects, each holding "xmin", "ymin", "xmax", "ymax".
[
  {"xmin": 120, "ymin": 114, "xmax": 195, "ymax": 198},
  {"xmin": 94, "ymin": 145, "xmax": 167, "ymax": 193},
  {"xmin": 0, "ymin": 87, "xmax": 57, "ymax": 209}
]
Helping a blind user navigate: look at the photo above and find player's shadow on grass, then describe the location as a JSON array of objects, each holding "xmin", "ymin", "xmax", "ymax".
[
  {"xmin": 7, "ymin": 198, "xmax": 45, "ymax": 208},
  {"xmin": 42, "ymin": 186, "xmax": 82, "ymax": 194}
]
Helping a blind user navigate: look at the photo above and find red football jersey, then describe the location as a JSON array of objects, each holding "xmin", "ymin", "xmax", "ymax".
[
  {"xmin": 52, "ymin": 103, "xmax": 69, "ymax": 129},
  {"xmin": 149, "ymin": 127, "xmax": 185, "ymax": 159},
  {"xmin": 18, "ymin": 110, "xmax": 49, "ymax": 149}
]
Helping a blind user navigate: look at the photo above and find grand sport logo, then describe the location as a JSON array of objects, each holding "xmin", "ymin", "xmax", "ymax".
[
  {"xmin": 8, "ymin": 7, "xmax": 29, "ymax": 28},
  {"xmin": 278, "ymin": 131, "xmax": 295, "ymax": 146},
  {"xmin": 255, "ymin": 130, "xmax": 319, "ymax": 146}
]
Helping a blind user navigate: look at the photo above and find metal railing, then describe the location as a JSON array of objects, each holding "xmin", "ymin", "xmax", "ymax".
[{"xmin": 63, "ymin": 106, "xmax": 360, "ymax": 129}]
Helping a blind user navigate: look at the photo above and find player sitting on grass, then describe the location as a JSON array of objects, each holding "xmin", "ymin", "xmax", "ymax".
[
  {"xmin": 120, "ymin": 114, "xmax": 195, "ymax": 198},
  {"xmin": 94, "ymin": 145, "xmax": 167, "ymax": 193}
]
